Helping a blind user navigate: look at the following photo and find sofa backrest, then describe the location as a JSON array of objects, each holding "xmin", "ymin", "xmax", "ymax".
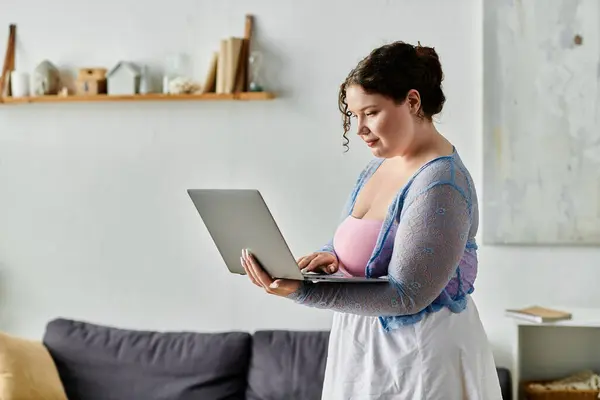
[{"xmin": 42, "ymin": 319, "xmax": 331, "ymax": 400}]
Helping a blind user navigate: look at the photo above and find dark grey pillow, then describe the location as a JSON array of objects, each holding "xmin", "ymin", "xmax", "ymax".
[
  {"xmin": 246, "ymin": 330, "xmax": 330, "ymax": 400},
  {"xmin": 42, "ymin": 318, "xmax": 251, "ymax": 400}
]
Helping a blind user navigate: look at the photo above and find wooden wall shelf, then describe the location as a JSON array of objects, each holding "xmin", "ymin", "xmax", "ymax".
[
  {"xmin": 0, "ymin": 92, "xmax": 275, "ymax": 105},
  {"xmin": 1, "ymin": 19, "xmax": 272, "ymax": 106}
]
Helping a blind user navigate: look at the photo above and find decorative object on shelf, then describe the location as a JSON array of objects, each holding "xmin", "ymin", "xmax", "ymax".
[
  {"xmin": 9, "ymin": 70, "xmax": 29, "ymax": 97},
  {"xmin": 168, "ymin": 76, "xmax": 200, "ymax": 94},
  {"xmin": 248, "ymin": 50, "xmax": 263, "ymax": 92},
  {"xmin": 139, "ymin": 65, "xmax": 151, "ymax": 94},
  {"xmin": 162, "ymin": 75, "xmax": 169, "ymax": 94},
  {"xmin": 523, "ymin": 369, "xmax": 600, "ymax": 399},
  {"xmin": 58, "ymin": 87, "xmax": 68, "ymax": 96},
  {"xmin": 75, "ymin": 67, "xmax": 107, "ymax": 95},
  {"xmin": 32, "ymin": 60, "xmax": 60, "ymax": 95},
  {"xmin": 106, "ymin": 61, "xmax": 141, "ymax": 95},
  {"xmin": 201, "ymin": 52, "xmax": 218, "ymax": 93},
  {"xmin": 163, "ymin": 53, "xmax": 191, "ymax": 94},
  {"xmin": 0, "ymin": 24, "xmax": 16, "ymax": 98},
  {"xmin": 235, "ymin": 15, "xmax": 254, "ymax": 92},
  {"xmin": 216, "ymin": 37, "xmax": 243, "ymax": 94}
]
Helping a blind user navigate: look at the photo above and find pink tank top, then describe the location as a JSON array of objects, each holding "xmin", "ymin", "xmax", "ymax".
[{"xmin": 332, "ymin": 215, "xmax": 383, "ymax": 277}]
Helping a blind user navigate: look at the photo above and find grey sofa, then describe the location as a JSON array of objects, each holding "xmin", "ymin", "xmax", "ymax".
[{"xmin": 42, "ymin": 318, "xmax": 512, "ymax": 400}]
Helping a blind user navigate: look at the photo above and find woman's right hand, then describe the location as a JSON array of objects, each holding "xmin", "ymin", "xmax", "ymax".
[{"xmin": 297, "ymin": 252, "xmax": 339, "ymax": 274}]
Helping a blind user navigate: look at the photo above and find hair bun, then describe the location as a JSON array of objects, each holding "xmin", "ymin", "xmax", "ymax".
[
  {"xmin": 414, "ymin": 43, "xmax": 443, "ymax": 89},
  {"xmin": 415, "ymin": 42, "xmax": 439, "ymax": 59}
]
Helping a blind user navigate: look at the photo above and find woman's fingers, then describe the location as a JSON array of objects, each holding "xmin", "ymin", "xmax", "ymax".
[
  {"xmin": 304, "ymin": 255, "xmax": 333, "ymax": 273},
  {"xmin": 241, "ymin": 255, "xmax": 261, "ymax": 287},
  {"xmin": 297, "ymin": 252, "xmax": 339, "ymax": 274},
  {"xmin": 326, "ymin": 263, "xmax": 338, "ymax": 273},
  {"xmin": 297, "ymin": 253, "xmax": 316, "ymax": 269},
  {"xmin": 243, "ymin": 249, "xmax": 274, "ymax": 289}
]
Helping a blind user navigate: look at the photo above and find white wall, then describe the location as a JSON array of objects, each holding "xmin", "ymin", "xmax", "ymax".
[{"xmin": 0, "ymin": 0, "xmax": 598, "ymax": 371}]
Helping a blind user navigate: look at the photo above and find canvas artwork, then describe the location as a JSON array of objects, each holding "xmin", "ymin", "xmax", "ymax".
[{"xmin": 482, "ymin": 0, "xmax": 600, "ymax": 245}]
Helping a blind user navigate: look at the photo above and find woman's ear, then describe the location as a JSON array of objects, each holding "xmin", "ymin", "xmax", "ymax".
[{"xmin": 406, "ymin": 89, "xmax": 421, "ymax": 115}]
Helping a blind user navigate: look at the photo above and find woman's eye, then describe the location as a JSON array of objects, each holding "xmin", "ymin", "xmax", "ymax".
[{"xmin": 365, "ymin": 111, "xmax": 377, "ymax": 116}]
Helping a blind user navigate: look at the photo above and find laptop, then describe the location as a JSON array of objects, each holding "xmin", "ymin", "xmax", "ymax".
[{"xmin": 187, "ymin": 189, "xmax": 388, "ymax": 283}]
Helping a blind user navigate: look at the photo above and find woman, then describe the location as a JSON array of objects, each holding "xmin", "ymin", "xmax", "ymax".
[{"xmin": 240, "ymin": 41, "xmax": 503, "ymax": 399}]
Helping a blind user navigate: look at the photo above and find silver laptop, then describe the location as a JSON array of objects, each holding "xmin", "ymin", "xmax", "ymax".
[{"xmin": 187, "ymin": 189, "xmax": 388, "ymax": 283}]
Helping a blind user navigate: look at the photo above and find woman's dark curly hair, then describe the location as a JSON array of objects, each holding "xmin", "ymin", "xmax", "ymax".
[{"xmin": 338, "ymin": 41, "xmax": 446, "ymax": 151}]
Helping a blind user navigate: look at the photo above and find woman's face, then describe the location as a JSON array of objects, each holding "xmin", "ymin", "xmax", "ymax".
[{"xmin": 345, "ymin": 84, "xmax": 420, "ymax": 158}]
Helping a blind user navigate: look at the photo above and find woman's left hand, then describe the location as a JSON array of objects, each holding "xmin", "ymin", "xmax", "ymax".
[{"xmin": 241, "ymin": 249, "xmax": 301, "ymax": 297}]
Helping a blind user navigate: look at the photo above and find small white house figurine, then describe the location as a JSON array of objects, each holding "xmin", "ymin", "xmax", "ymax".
[
  {"xmin": 106, "ymin": 61, "xmax": 141, "ymax": 95},
  {"xmin": 32, "ymin": 60, "xmax": 61, "ymax": 95}
]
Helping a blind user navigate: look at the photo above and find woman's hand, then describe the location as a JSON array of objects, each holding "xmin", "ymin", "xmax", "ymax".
[
  {"xmin": 241, "ymin": 249, "xmax": 301, "ymax": 297},
  {"xmin": 297, "ymin": 251, "xmax": 339, "ymax": 274}
]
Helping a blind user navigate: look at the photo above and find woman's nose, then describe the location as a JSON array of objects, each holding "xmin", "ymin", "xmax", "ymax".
[
  {"xmin": 356, "ymin": 117, "xmax": 369, "ymax": 136},
  {"xmin": 356, "ymin": 117, "xmax": 365, "ymax": 135}
]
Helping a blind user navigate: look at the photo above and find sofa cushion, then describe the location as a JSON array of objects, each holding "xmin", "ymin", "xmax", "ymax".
[
  {"xmin": 0, "ymin": 331, "xmax": 68, "ymax": 400},
  {"xmin": 246, "ymin": 330, "xmax": 330, "ymax": 400},
  {"xmin": 42, "ymin": 318, "xmax": 252, "ymax": 400},
  {"xmin": 496, "ymin": 367, "xmax": 512, "ymax": 400}
]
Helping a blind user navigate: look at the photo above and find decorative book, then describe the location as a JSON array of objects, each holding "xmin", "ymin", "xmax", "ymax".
[{"xmin": 505, "ymin": 306, "xmax": 572, "ymax": 323}]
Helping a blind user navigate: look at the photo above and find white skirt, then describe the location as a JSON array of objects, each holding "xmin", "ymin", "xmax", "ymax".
[{"xmin": 321, "ymin": 296, "xmax": 503, "ymax": 400}]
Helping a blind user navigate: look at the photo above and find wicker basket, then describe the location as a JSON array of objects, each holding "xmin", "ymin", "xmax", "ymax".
[{"xmin": 523, "ymin": 380, "xmax": 600, "ymax": 400}]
